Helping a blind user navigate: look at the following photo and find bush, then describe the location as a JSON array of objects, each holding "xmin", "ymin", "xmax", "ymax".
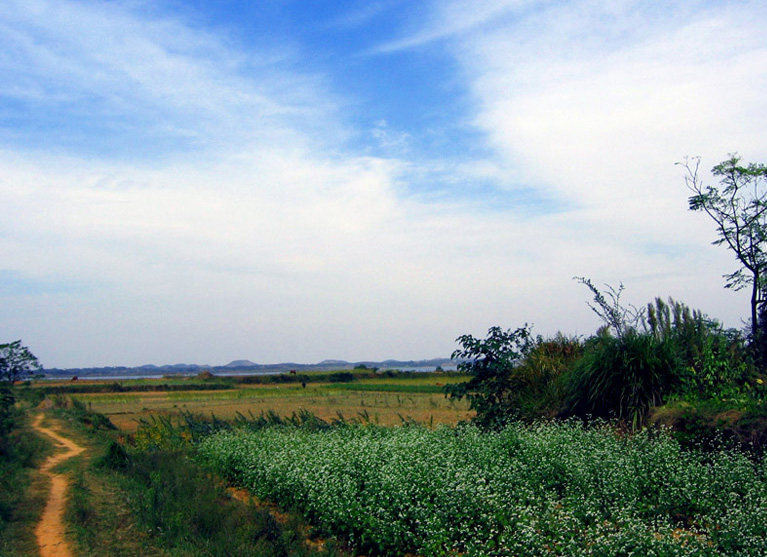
[
  {"xmin": 447, "ymin": 325, "xmax": 534, "ymax": 429},
  {"xmin": 646, "ymin": 297, "xmax": 750, "ymax": 401},
  {"xmin": 512, "ymin": 334, "xmax": 583, "ymax": 420},
  {"xmin": 566, "ymin": 330, "xmax": 683, "ymax": 429},
  {"xmin": 448, "ymin": 328, "xmax": 584, "ymax": 426}
]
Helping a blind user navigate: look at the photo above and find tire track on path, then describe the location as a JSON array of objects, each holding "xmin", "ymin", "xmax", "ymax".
[{"xmin": 32, "ymin": 413, "xmax": 85, "ymax": 557}]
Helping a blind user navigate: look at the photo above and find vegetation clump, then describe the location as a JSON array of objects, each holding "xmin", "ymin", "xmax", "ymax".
[{"xmin": 447, "ymin": 283, "xmax": 766, "ymax": 442}]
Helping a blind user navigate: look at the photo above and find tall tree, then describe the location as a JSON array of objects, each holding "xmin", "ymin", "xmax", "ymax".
[{"xmin": 683, "ymin": 154, "xmax": 767, "ymax": 342}]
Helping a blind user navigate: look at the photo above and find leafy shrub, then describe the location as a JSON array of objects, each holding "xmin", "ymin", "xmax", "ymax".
[
  {"xmin": 448, "ymin": 328, "xmax": 584, "ymax": 426},
  {"xmin": 512, "ymin": 334, "xmax": 583, "ymax": 420},
  {"xmin": 96, "ymin": 440, "xmax": 132, "ymax": 471},
  {"xmin": 447, "ymin": 325, "xmax": 534, "ymax": 428}
]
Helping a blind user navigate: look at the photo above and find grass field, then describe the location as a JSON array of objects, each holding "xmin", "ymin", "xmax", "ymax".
[{"xmin": 40, "ymin": 373, "xmax": 473, "ymax": 431}]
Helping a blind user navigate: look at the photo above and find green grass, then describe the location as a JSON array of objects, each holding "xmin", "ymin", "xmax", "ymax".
[
  {"xmin": 72, "ymin": 448, "xmax": 344, "ymax": 556},
  {"xmin": 333, "ymin": 383, "xmax": 449, "ymax": 394},
  {"xmin": 0, "ymin": 413, "xmax": 51, "ymax": 556},
  {"xmin": 42, "ymin": 402, "xmax": 352, "ymax": 556}
]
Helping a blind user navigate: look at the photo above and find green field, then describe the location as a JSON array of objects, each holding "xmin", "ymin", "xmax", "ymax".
[{"xmin": 39, "ymin": 372, "xmax": 472, "ymax": 431}]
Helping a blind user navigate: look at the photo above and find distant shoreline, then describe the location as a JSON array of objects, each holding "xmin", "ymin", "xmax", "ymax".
[{"xmin": 39, "ymin": 360, "xmax": 458, "ymax": 381}]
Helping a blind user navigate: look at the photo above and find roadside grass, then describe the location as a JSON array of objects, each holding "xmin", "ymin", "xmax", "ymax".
[
  {"xmin": 0, "ymin": 413, "xmax": 51, "ymax": 557},
  {"xmin": 38, "ymin": 401, "xmax": 351, "ymax": 556},
  {"xmin": 0, "ymin": 377, "xmax": 468, "ymax": 555}
]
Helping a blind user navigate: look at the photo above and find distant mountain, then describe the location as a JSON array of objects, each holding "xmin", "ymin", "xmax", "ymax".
[{"xmin": 43, "ymin": 357, "xmax": 456, "ymax": 378}]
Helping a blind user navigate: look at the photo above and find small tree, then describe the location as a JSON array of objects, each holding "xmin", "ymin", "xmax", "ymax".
[
  {"xmin": 682, "ymin": 154, "xmax": 767, "ymax": 344},
  {"xmin": 446, "ymin": 325, "xmax": 533, "ymax": 428},
  {"xmin": 0, "ymin": 341, "xmax": 41, "ymax": 453},
  {"xmin": 0, "ymin": 340, "xmax": 42, "ymax": 384}
]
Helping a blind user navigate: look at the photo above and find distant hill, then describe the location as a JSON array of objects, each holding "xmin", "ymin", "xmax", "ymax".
[
  {"xmin": 223, "ymin": 360, "xmax": 258, "ymax": 368},
  {"xmin": 42, "ymin": 357, "xmax": 456, "ymax": 378}
]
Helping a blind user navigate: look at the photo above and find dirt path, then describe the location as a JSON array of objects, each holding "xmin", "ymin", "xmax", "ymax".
[{"xmin": 32, "ymin": 414, "xmax": 85, "ymax": 557}]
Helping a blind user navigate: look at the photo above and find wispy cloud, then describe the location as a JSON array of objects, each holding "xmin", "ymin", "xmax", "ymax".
[
  {"xmin": 368, "ymin": 0, "xmax": 766, "ymax": 326},
  {"xmin": 0, "ymin": 0, "xmax": 342, "ymax": 158},
  {"xmin": 370, "ymin": 0, "xmax": 533, "ymax": 53}
]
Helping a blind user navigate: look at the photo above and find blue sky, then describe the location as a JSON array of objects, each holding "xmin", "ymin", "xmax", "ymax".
[{"xmin": 1, "ymin": 0, "xmax": 766, "ymax": 368}]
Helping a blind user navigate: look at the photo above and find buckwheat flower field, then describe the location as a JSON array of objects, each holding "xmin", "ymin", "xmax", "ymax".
[{"xmin": 198, "ymin": 421, "xmax": 767, "ymax": 556}]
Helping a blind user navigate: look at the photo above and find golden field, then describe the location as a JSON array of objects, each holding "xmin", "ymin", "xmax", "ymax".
[{"xmin": 38, "ymin": 373, "xmax": 473, "ymax": 431}]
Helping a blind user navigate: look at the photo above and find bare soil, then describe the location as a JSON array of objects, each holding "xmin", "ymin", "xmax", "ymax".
[{"xmin": 32, "ymin": 414, "xmax": 85, "ymax": 557}]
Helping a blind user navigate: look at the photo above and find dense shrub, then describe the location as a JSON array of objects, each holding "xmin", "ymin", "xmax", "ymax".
[
  {"xmin": 451, "ymin": 294, "xmax": 762, "ymax": 430},
  {"xmin": 511, "ymin": 334, "xmax": 583, "ymax": 420},
  {"xmin": 646, "ymin": 297, "xmax": 751, "ymax": 401},
  {"xmin": 448, "ymin": 328, "xmax": 585, "ymax": 426}
]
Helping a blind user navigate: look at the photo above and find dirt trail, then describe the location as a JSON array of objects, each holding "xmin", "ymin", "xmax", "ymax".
[{"xmin": 32, "ymin": 413, "xmax": 85, "ymax": 557}]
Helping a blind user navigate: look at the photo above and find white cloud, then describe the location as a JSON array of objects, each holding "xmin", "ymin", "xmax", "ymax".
[
  {"xmin": 0, "ymin": 0, "xmax": 342, "ymax": 156},
  {"xmin": 2, "ymin": 0, "xmax": 765, "ymax": 367},
  {"xmin": 372, "ymin": 0, "xmax": 766, "ymax": 330}
]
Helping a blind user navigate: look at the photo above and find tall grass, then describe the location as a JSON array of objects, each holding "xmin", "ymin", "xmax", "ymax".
[
  {"xmin": 104, "ymin": 449, "xmax": 335, "ymax": 556},
  {"xmin": 0, "ymin": 412, "xmax": 49, "ymax": 556},
  {"xmin": 566, "ymin": 330, "xmax": 683, "ymax": 429}
]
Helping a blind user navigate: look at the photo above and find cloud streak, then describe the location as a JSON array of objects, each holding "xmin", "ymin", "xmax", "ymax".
[{"xmin": 0, "ymin": 0, "xmax": 343, "ymax": 158}]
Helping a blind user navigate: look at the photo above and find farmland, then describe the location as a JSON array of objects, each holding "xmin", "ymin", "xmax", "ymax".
[
  {"xmin": 33, "ymin": 371, "xmax": 473, "ymax": 431},
  {"xmin": 7, "ymin": 360, "xmax": 767, "ymax": 556},
  {"xmin": 200, "ymin": 420, "xmax": 767, "ymax": 556}
]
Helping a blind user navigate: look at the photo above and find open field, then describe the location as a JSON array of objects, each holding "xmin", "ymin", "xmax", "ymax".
[{"xmin": 37, "ymin": 373, "xmax": 473, "ymax": 431}]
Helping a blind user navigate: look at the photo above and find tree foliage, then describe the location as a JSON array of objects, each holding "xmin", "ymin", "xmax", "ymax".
[
  {"xmin": 447, "ymin": 325, "xmax": 533, "ymax": 428},
  {"xmin": 0, "ymin": 340, "xmax": 41, "ymax": 384},
  {"xmin": 682, "ymin": 154, "xmax": 767, "ymax": 344}
]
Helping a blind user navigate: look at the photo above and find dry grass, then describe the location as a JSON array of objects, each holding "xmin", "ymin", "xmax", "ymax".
[{"xmin": 66, "ymin": 378, "xmax": 473, "ymax": 432}]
